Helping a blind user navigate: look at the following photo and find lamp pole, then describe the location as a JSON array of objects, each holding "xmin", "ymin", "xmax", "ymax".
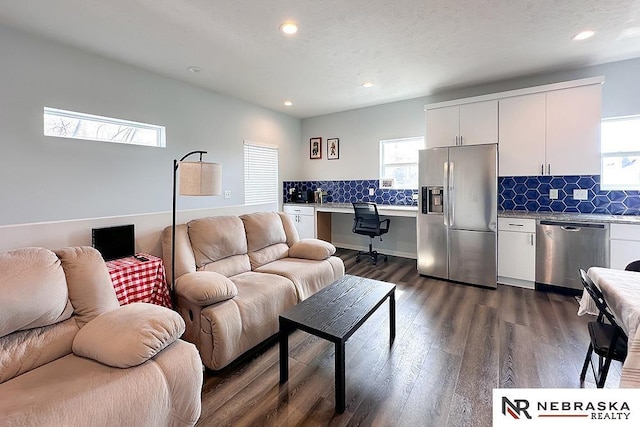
[{"xmin": 171, "ymin": 150, "xmax": 207, "ymax": 299}]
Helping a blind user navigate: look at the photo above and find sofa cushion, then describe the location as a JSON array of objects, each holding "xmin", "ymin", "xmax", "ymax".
[
  {"xmin": 0, "ymin": 341, "xmax": 202, "ymax": 426},
  {"xmin": 0, "ymin": 318, "xmax": 79, "ymax": 384},
  {"xmin": 55, "ymin": 246, "xmax": 120, "ymax": 327},
  {"xmin": 0, "ymin": 247, "xmax": 73, "ymax": 338},
  {"xmin": 201, "ymin": 253, "xmax": 252, "ymax": 277},
  {"xmin": 241, "ymin": 212, "xmax": 289, "ymax": 269},
  {"xmin": 188, "ymin": 216, "xmax": 249, "ymax": 273},
  {"xmin": 255, "ymin": 257, "xmax": 343, "ymax": 301},
  {"xmin": 176, "ymin": 271, "xmax": 238, "ymax": 306},
  {"xmin": 289, "ymin": 239, "xmax": 336, "ymax": 260},
  {"xmin": 72, "ymin": 303, "xmax": 185, "ymax": 368}
]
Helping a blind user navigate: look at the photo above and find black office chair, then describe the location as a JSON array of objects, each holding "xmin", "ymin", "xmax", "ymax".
[
  {"xmin": 579, "ymin": 269, "xmax": 628, "ymax": 388},
  {"xmin": 352, "ymin": 202, "xmax": 390, "ymax": 265}
]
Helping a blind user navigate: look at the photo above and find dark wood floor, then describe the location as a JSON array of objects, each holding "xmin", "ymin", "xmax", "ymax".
[{"xmin": 197, "ymin": 249, "xmax": 621, "ymax": 426}]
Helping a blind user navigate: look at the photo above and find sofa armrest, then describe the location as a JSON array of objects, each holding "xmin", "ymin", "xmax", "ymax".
[
  {"xmin": 175, "ymin": 271, "xmax": 238, "ymax": 306},
  {"xmin": 289, "ymin": 238, "xmax": 336, "ymax": 260},
  {"xmin": 72, "ymin": 303, "xmax": 185, "ymax": 368}
]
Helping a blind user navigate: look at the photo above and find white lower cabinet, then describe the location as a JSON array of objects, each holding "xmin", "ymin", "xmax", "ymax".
[
  {"xmin": 498, "ymin": 218, "xmax": 536, "ymax": 289},
  {"xmin": 284, "ymin": 205, "xmax": 316, "ymax": 239},
  {"xmin": 610, "ymin": 223, "xmax": 640, "ymax": 270}
]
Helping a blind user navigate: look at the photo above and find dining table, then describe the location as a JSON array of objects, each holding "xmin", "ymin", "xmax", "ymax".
[{"xmin": 578, "ymin": 267, "xmax": 640, "ymax": 388}]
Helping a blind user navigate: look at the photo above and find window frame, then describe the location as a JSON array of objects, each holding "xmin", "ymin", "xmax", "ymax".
[
  {"xmin": 43, "ymin": 107, "xmax": 166, "ymax": 147},
  {"xmin": 600, "ymin": 115, "xmax": 640, "ymax": 191},
  {"xmin": 379, "ymin": 136, "xmax": 424, "ymax": 189}
]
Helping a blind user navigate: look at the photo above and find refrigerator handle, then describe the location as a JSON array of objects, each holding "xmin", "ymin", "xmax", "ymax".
[
  {"xmin": 443, "ymin": 162, "xmax": 449, "ymax": 226},
  {"xmin": 449, "ymin": 161, "xmax": 455, "ymax": 227}
]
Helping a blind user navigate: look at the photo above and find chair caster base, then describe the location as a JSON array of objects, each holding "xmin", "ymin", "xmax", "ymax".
[{"xmin": 356, "ymin": 250, "xmax": 388, "ymax": 265}]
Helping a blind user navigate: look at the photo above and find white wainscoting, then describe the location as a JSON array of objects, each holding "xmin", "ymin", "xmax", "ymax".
[{"xmin": 0, "ymin": 203, "xmax": 277, "ymax": 256}]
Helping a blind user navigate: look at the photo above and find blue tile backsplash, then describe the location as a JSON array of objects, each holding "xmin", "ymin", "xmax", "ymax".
[
  {"xmin": 283, "ymin": 180, "xmax": 418, "ymax": 206},
  {"xmin": 285, "ymin": 176, "xmax": 640, "ymax": 215},
  {"xmin": 499, "ymin": 175, "xmax": 640, "ymax": 215}
]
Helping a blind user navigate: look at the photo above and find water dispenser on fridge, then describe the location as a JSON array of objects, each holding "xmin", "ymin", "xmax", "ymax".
[{"xmin": 421, "ymin": 186, "xmax": 444, "ymax": 214}]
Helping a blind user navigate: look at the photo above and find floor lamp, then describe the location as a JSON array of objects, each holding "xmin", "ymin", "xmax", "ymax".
[{"xmin": 171, "ymin": 150, "xmax": 221, "ymax": 298}]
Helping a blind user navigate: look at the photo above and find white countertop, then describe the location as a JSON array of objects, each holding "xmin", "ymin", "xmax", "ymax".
[
  {"xmin": 284, "ymin": 203, "xmax": 418, "ymax": 218},
  {"xmin": 498, "ymin": 210, "xmax": 640, "ymax": 224}
]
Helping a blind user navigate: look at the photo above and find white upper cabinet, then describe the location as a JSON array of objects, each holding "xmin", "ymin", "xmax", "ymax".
[
  {"xmin": 425, "ymin": 105, "xmax": 459, "ymax": 147},
  {"xmin": 426, "ymin": 100, "xmax": 498, "ymax": 148},
  {"xmin": 459, "ymin": 100, "xmax": 499, "ymax": 146},
  {"xmin": 545, "ymin": 84, "xmax": 602, "ymax": 176},
  {"xmin": 498, "ymin": 83, "xmax": 602, "ymax": 177},
  {"xmin": 499, "ymin": 93, "xmax": 546, "ymax": 176}
]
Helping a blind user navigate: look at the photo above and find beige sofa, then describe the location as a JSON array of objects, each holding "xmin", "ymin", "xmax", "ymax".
[
  {"xmin": 0, "ymin": 246, "xmax": 202, "ymax": 427},
  {"xmin": 163, "ymin": 211, "xmax": 345, "ymax": 370}
]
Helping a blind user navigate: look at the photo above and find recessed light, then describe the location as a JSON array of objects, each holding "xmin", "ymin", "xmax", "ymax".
[
  {"xmin": 572, "ymin": 30, "xmax": 595, "ymax": 41},
  {"xmin": 280, "ymin": 22, "xmax": 298, "ymax": 35},
  {"xmin": 284, "ymin": 100, "xmax": 293, "ymax": 107},
  {"xmin": 362, "ymin": 82, "xmax": 374, "ymax": 88},
  {"xmin": 186, "ymin": 66, "xmax": 201, "ymax": 73}
]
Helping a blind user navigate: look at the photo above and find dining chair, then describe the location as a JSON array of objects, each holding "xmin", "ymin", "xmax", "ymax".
[
  {"xmin": 579, "ymin": 269, "xmax": 628, "ymax": 388},
  {"xmin": 625, "ymin": 260, "xmax": 640, "ymax": 272},
  {"xmin": 351, "ymin": 202, "xmax": 390, "ymax": 265}
]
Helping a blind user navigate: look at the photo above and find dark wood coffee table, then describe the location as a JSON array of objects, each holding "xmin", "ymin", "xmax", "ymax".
[{"xmin": 279, "ymin": 274, "xmax": 396, "ymax": 412}]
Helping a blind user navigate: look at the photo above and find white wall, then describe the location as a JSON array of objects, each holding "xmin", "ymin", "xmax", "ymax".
[
  {"xmin": 3, "ymin": 19, "xmax": 639, "ymax": 258},
  {"xmin": 299, "ymin": 98, "xmax": 426, "ymax": 180},
  {"xmin": 301, "ymin": 57, "xmax": 640, "ymax": 255},
  {"xmin": 0, "ymin": 24, "xmax": 301, "ymax": 227},
  {"xmin": 0, "ymin": 24, "xmax": 301, "ymax": 251},
  {"xmin": 0, "ymin": 203, "xmax": 276, "ymax": 257}
]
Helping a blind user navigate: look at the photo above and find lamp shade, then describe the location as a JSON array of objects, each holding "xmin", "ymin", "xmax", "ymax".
[{"xmin": 179, "ymin": 161, "xmax": 222, "ymax": 196}]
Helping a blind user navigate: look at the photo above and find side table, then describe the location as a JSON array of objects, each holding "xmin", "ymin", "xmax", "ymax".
[{"xmin": 105, "ymin": 254, "xmax": 172, "ymax": 309}]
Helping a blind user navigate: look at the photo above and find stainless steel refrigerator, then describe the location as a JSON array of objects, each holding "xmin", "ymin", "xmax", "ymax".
[{"xmin": 417, "ymin": 144, "xmax": 498, "ymax": 288}]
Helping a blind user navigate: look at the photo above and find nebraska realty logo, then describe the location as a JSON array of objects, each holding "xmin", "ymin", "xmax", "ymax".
[{"xmin": 493, "ymin": 389, "xmax": 640, "ymax": 426}]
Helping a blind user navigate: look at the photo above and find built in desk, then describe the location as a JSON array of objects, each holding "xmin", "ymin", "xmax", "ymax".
[{"xmin": 287, "ymin": 202, "xmax": 418, "ymax": 241}]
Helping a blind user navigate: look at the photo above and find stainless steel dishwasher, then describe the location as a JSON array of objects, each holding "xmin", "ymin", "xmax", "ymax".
[{"xmin": 536, "ymin": 220, "xmax": 609, "ymax": 291}]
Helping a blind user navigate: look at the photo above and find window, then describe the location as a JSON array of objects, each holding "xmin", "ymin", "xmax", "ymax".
[
  {"xmin": 44, "ymin": 107, "xmax": 166, "ymax": 147},
  {"xmin": 379, "ymin": 136, "xmax": 424, "ymax": 189},
  {"xmin": 244, "ymin": 141, "xmax": 279, "ymax": 204},
  {"xmin": 601, "ymin": 115, "xmax": 640, "ymax": 190}
]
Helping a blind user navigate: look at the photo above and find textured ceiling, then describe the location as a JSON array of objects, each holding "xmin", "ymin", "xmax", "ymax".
[{"xmin": 1, "ymin": 0, "xmax": 640, "ymax": 118}]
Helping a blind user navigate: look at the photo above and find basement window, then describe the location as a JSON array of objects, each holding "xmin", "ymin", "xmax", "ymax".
[
  {"xmin": 601, "ymin": 115, "xmax": 640, "ymax": 190},
  {"xmin": 43, "ymin": 107, "xmax": 166, "ymax": 147}
]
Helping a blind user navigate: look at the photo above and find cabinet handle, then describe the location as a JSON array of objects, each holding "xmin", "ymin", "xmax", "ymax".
[
  {"xmin": 540, "ymin": 163, "xmax": 544, "ymax": 175},
  {"xmin": 455, "ymin": 136, "xmax": 459, "ymax": 146},
  {"xmin": 459, "ymin": 135, "xmax": 463, "ymax": 146},
  {"xmin": 530, "ymin": 234, "xmax": 534, "ymax": 246},
  {"xmin": 547, "ymin": 164, "xmax": 551, "ymax": 175},
  {"xmin": 508, "ymin": 223, "xmax": 524, "ymax": 227}
]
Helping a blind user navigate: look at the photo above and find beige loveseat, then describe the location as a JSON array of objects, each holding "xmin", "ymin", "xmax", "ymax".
[
  {"xmin": 0, "ymin": 246, "xmax": 202, "ymax": 427},
  {"xmin": 163, "ymin": 211, "xmax": 345, "ymax": 370}
]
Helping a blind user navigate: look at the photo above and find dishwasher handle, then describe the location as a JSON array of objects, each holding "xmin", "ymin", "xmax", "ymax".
[{"xmin": 539, "ymin": 220, "xmax": 606, "ymax": 229}]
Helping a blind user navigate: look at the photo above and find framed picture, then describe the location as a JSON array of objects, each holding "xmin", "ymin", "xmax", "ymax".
[
  {"xmin": 310, "ymin": 137, "xmax": 322, "ymax": 159},
  {"xmin": 327, "ymin": 138, "xmax": 339, "ymax": 160}
]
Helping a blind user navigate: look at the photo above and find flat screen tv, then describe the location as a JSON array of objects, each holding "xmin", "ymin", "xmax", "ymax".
[{"xmin": 91, "ymin": 224, "xmax": 135, "ymax": 261}]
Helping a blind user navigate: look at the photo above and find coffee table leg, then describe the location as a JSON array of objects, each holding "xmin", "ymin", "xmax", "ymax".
[
  {"xmin": 279, "ymin": 318, "xmax": 289, "ymax": 383},
  {"xmin": 389, "ymin": 290, "xmax": 396, "ymax": 345},
  {"xmin": 336, "ymin": 340, "xmax": 346, "ymax": 412}
]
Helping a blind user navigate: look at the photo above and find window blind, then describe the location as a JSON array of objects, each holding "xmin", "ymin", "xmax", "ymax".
[{"xmin": 244, "ymin": 141, "xmax": 279, "ymax": 204}]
